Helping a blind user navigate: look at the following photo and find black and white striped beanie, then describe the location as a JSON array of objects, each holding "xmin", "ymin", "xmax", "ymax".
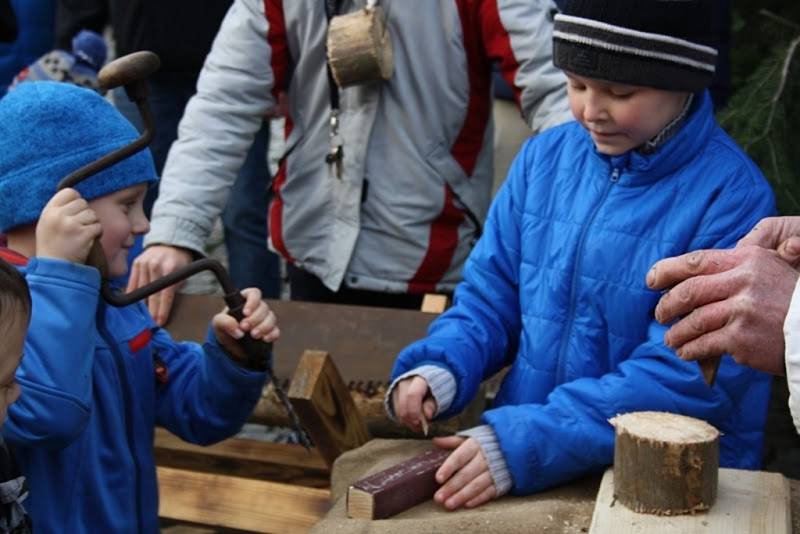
[{"xmin": 553, "ymin": 0, "xmax": 717, "ymax": 92}]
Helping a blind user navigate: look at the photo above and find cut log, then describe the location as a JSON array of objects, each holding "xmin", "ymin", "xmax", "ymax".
[
  {"xmin": 346, "ymin": 448, "xmax": 450, "ymax": 520},
  {"xmin": 611, "ymin": 411, "xmax": 719, "ymax": 515},
  {"xmin": 327, "ymin": 7, "xmax": 394, "ymax": 88}
]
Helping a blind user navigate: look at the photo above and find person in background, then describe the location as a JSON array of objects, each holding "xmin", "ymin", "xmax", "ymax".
[
  {"xmin": 10, "ymin": 29, "xmax": 106, "ymax": 92},
  {"xmin": 57, "ymin": 0, "xmax": 282, "ymax": 298},
  {"xmin": 388, "ymin": 0, "xmax": 774, "ymax": 510},
  {"xmin": 0, "ymin": 0, "xmax": 17, "ymax": 43},
  {"xmin": 130, "ymin": 0, "xmax": 572, "ymax": 325},
  {"xmin": 0, "ymin": 0, "xmax": 56, "ymax": 97}
]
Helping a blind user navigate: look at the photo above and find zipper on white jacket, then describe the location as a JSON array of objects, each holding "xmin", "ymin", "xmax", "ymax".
[{"xmin": 555, "ymin": 167, "xmax": 620, "ymax": 384}]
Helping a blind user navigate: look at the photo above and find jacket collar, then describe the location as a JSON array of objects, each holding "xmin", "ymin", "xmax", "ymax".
[{"xmin": 587, "ymin": 90, "xmax": 716, "ymax": 186}]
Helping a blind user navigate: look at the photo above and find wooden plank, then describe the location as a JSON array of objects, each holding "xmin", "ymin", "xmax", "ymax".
[
  {"xmin": 158, "ymin": 466, "xmax": 330, "ymax": 534},
  {"xmin": 165, "ymin": 295, "xmax": 436, "ymax": 384},
  {"xmin": 420, "ymin": 294, "xmax": 449, "ymax": 314},
  {"xmin": 153, "ymin": 428, "xmax": 330, "ymax": 488},
  {"xmin": 590, "ymin": 468, "xmax": 791, "ymax": 534},
  {"xmin": 288, "ymin": 350, "xmax": 371, "ymax": 468}
]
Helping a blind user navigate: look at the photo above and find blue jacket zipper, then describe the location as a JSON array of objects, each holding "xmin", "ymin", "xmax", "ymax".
[
  {"xmin": 555, "ymin": 167, "xmax": 620, "ymax": 384},
  {"xmin": 97, "ymin": 313, "xmax": 143, "ymax": 534}
]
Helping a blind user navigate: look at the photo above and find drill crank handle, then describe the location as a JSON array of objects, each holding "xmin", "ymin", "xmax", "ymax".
[{"xmin": 224, "ymin": 291, "xmax": 312, "ymax": 451}]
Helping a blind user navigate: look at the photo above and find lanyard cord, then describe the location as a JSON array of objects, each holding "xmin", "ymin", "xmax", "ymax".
[{"xmin": 324, "ymin": 0, "xmax": 343, "ymax": 111}]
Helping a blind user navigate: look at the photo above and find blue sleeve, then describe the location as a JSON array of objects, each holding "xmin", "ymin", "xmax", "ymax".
[
  {"xmin": 153, "ymin": 325, "xmax": 268, "ymax": 446},
  {"xmin": 4, "ymin": 258, "xmax": 99, "ymax": 448},
  {"xmin": 391, "ymin": 140, "xmax": 533, "ymax": 418},
  {"xmin": 484, "ymin": 168, "xmax": 776, "ymax": 495}
]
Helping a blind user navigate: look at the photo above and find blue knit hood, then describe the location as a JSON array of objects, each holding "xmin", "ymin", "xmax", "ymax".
[{"xmin": 0, "ymin": 81, "xmax": 157, "ymax": 232}]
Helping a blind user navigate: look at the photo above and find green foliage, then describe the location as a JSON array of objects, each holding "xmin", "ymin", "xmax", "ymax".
[{"xmin": 721, "ymin": 5, "xmax": 800, "ymax": 215}]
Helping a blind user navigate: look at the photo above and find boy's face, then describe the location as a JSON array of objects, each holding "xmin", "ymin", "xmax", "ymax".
[
  {"xmin": 0, "ymin": 313, "xmax": 24, "ymax": 425},
  {"xmin": 566, "ymin": 73, "xmax": 690, "ymax": 156},
  {"xmin": 89, "ymin": 183, "xmax": 149, "ymax": 278}
]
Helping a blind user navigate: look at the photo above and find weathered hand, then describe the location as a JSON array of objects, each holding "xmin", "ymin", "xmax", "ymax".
[
  {"xmin": 212, "ymin": 287, "xmax": 279, "ymax": 364},
  {"xmin": 127, "ymin": 245, "xmax": 193, "ymax": 326},
  {"xmin": 36, "ymin": 188, "xmax": 102, "ymax": 264},
  {"xmin": 391, "ymin": 375, "xmax": 437, "ymax": 433},
  {"xmin": 647, "ymin": 246, "xmax": 799, "ymax": 375},
  {"xmin": 432, "ymin": 436, "xmax": 496, "ymax": 510},
  {"xmin": 737, "ymin": 216, "xmax": 800, "ymax": 268}
]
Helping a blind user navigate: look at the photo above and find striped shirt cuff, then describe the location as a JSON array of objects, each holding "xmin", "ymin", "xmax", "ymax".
[
  {"xmin": 458, "ymin": 424, "xmax": 513, "ymax": 497},
  {"xmin": 384, "ymin": 365, "xmax": 457, "ymax": 421}
]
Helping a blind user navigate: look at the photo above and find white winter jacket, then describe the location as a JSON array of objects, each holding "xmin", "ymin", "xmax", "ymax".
[{"xmin": 146, "ymin": 0, "xmax": 570, "ymax": 292}]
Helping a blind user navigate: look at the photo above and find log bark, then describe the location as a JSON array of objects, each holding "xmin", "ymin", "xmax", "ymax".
[
  {"xmin": 611, "ymin": 411, "xmax": 719, "ymax": 515},
  {"xmin": 327, "ymin": 7, "xmax": 394, "ymax": 88}
]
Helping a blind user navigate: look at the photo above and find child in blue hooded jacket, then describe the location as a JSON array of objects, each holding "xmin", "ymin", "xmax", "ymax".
[
  {"xmin": 0, "ymin": 81, "xmax": 280, "ymax": 533},
  {"xmin": 388, "ymin": 0, "xmax": 776, "ymax": 511}
]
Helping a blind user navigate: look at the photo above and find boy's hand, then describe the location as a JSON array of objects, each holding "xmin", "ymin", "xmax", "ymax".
[
  {"xmin": 212, "ymin": 288, "xmax": 280, "ymax": 365},
  {"xmin": 433, "ymin": 436, "xmax": 496, "ymax": 510},
  {"xmin": 391, "ymin": 375, "xmax": 437, "ymax": 433},
  {"xmin": 36, "ymin": 188, "xmax": 102, "ymax": 264}
]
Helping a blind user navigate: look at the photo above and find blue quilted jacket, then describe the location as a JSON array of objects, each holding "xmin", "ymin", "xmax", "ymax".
[
  {"xmin": 391, "ymin": 92, "xmax": 776, "ymax": 495},
  {"xmin": 1, "ymin": 254, "xmax": 267, "ymax": 533}
]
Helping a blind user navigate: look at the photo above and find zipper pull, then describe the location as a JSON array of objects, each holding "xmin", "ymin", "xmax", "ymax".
[{"xmin": 611, "ymin": 168, "xmax": 621, "ymax": 183}]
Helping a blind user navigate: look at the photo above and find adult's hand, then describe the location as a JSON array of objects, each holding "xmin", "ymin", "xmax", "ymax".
[
  {"xmin": 737, "ymin": 216, "xmax": 800, "ymax": 268},
  {"xmin": 128, "ymin": 245, "xmax": 193, "ymax": 326},
  {"xmin": 647, "ymin": 246, "xmax": 799, "ymax": 375}
]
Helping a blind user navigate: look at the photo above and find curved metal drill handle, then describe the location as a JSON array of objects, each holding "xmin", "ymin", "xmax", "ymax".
[{"xmin": 56, "ymin": 51, "xmax": 161, "ymax": 279}]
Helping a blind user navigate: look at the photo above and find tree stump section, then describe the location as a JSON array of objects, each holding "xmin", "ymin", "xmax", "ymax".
[
  {"xmin": 611, "ymin": 411, "xmax": 719, "ymax": 515},
  {"xmin": 327, "ymin": 7, "xmax": 394, "ymax": 88}
]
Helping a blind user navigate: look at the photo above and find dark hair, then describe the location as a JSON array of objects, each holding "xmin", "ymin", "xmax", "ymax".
[{"xmin": 0, "ymin": 258, "xmax": 31, "ymax": 323}]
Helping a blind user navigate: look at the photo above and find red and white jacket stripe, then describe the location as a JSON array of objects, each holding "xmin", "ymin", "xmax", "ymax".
[{"xmin": 147, "ymin": 0, "xmax": 570, "ymax": 293}]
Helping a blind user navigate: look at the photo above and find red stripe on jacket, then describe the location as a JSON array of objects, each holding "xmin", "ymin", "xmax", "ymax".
[
  {"xmin": 128, "ymin": 329, "xmax": 153, "ymax": 353},
  {"xmin": 264, "ymin": 0, "xmax": 294, "ymax": 263},
  {"xmin": 480, "ymin": 0, "xmax": 523, "ymax": 103},
  {"xmin": 269, "ymin": 116, "xmax": 295, "ymax": 263},
  {"xmin": 264, "ymin": 0, "xmax": 289, "ymax": 100},
  {"xmin": 450, "ymin": 0, "xmax": 494, "ymax": 177},
  {"xmin": 408, "ymin": 185, "xmax": 466, "ymax": 294},
  {"xmin": 0, "ymin": 248, "xmax": 28, "ymax": 266},
  {"xmin": 409, "ymin": 1, "xmax": 506, "ymax": 292}
]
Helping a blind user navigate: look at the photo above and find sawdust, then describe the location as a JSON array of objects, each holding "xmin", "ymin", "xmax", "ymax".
[{"xmin": 312, "ymin": 439, "xmax": 597, "ymax": 534}]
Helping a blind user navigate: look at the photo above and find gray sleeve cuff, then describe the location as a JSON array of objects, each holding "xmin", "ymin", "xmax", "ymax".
[
  {"xmin": 458, "ymin": 424, "xmax": 513, "ymax": 497},
  {"xmin": 383, "ymin": 365, "xmax": 457, "ymax": 421}
]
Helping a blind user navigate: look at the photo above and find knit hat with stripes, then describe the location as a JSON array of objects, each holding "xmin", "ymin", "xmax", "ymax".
[{"xmin": 553, "ymin": 0, "xmax": 717, "ymax": 92}]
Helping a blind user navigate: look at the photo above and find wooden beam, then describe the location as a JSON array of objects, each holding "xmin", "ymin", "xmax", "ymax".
[
  {"xmin": 288, "ymin": 350, "xmax": 371, "ymax": 468},
  {"xmin": 158, "ymin": 466, "xmax": 330, "ymax": 534},
  {"xmin": 153, "ymin": 428, "xmax": 330, "ymax": 488},
  {"xmin": 165, "ymin": 295, "xmax": 436, "ymax": 384},
  {"xmin": 421, "ymin": 294, "xmax": 449, "ymax": 314},
  {"xmin": 347, "ymin": 448, "xmax": 449, "ymax": 519}
]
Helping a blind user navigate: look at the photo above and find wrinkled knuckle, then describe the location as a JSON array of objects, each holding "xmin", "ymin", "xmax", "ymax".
[{"xmin": 686, "ymin": 251, "xmax": 705, "ymax": 274}]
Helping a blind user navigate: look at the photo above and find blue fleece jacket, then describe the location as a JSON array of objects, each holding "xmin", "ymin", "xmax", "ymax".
[
  {"xmin": 391, "ymin": 91, "xmax": 776, "ymax": 495},
  {"xmin": 1, "ymin": 254, "xmax": 267, "ymax": 533}
]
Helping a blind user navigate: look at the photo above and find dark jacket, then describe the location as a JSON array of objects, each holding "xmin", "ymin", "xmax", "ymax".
[
  {"xmin": 57, "ymin": 0, "xmax": 233, "ymax": 76},
  {"xmin": 0, "ymin": 0, "xmax": 56, "ymax": 95}
]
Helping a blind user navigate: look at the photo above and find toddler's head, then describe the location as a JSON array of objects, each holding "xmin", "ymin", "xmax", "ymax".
[{"xmin": 0, "ymin": 82, "xmax": 157, "ymax": 276}]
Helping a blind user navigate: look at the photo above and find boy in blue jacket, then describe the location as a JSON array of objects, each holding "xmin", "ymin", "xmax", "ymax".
[
  {"xmin": 388, "ymin": 0, "xmax": 776, "ymax": 511},
  {"xmin": 0, "ymin": 81, "xmax": 280, "ymax": 533}
]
